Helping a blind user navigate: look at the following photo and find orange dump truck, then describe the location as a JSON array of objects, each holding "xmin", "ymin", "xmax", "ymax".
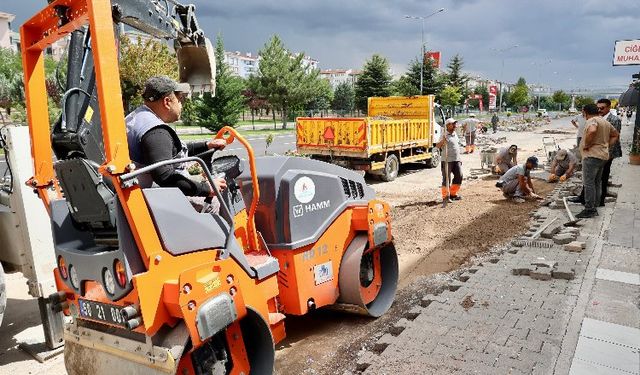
[{"xmin": 296, "ymin": 96, "xmax": 446, "ymax": 181}]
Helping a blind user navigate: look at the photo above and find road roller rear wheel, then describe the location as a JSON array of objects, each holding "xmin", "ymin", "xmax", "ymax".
[{"xmin": 338, "ymin": 235, "xmax": 398, "ymax": 317}]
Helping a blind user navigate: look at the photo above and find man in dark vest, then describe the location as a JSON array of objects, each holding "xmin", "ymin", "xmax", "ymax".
[{"xmin": 126, "ymin": 75, "xmax": 226, "ymax": 209}]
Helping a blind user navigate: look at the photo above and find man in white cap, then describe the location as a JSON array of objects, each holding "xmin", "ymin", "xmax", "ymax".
[
  {"xmin": 435, "ymin": 118, "xmax": 463, "ymax": 202},
  {"xmin": 461, "ymin": 113, "xmax": 481, "ymax": 153},
  {"xmin": 126, "ymin": 75, "xmax": 226, "ymax": 209},
  {"xmin": 547, "ymin": 149, "xmax": 577, "ymax": 183}
]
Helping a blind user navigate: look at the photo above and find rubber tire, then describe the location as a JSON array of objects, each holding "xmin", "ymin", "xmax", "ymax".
[
  {"xmin": 426, "ymin": 148, "xmax": 440, "ymax": 169},
  {"xmin": 0, "ymin": 262, "xmax": 6, "ymax": 327},
  {"xmin": 380, "ymin": 154, "xmax": 399, "ymax": 182}
]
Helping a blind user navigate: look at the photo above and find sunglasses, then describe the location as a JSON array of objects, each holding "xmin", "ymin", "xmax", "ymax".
[{"xmin": 597, "ymin": 106, "xmax": 607, "ymax": 111}]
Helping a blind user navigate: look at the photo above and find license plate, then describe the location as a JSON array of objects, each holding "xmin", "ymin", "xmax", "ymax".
[{"xmin": 78, "ymin": 298, "xmax": 127, "ymax": 327}]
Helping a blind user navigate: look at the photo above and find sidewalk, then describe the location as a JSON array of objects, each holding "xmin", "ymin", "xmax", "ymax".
[{"xmin": 353, "ymin": 125, "xmax": 639, "ymax": 374}]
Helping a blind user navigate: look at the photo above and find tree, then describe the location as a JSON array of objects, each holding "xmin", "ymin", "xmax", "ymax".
[
  {"xmin": 189, "ymin": 35, "xmax": 246, "ymax": 131},
  {"xmin": 444, "ymin": 54, "xmax": 470, "ymax": 110},
  {"xmin": 332, "ymin": 81, "xmax": 355, "ymax": 115},
  {"xmin": 354, "ymin": 54, "xmax": 392, "ymax": 112},
  {"xmin": 305, "ymin": 78, "xmax": 333, "ymax": 116},
  {"xmin": 446, "ymin": 54, "xmax": 469, "ymax": 89},
  {"xmin": 0, "ymin": 47, "xmax": 62, "ymax": 123},
  {"xmin": 398, "ymin": 57, "xmax": 445, "ymax": 97},
  {"xmin": 574, "ymin": 96, "xmax": 594, "ymax": 109},
  {"xmin": 118, "ymin": 35, "xmax": 178, "ymax": 111},
  {"xmin": 254, "ymin": 35, "xmax": 319, "ymax": 128},
  {"xmin": 508, "ymin": 77, "xmax": 530, "ymax": 111},
  {"xmin": 551, "ymin": 90, "xmax": 570, "ymax": 110},
  {"xmin": 439, "ymin": 85, "xmax": 462, "ymax": 114},
  {"xmin": 391, "ymin": 76, "xmax": 419, "ymax": 97},
  {"xmin": 472, "ymin": 84, "xmax": 489, "ymax": 110},
  {"xmin": 0, "ymin": 48, "xmax": 25, "ymax": 118}
]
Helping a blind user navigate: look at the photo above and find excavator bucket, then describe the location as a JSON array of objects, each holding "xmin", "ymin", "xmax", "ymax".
[{"xmin": 177, "ymin": 37, "xmax": 216, "ymax": 95}]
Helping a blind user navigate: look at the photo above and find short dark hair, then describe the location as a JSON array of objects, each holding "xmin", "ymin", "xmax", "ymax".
[
  {"xmin": 583, "ymin": 103, "xmax": 599, "ymax": 115},
  {"xmin": 596, "ymin": 98, "xmax": 611, "ymax": 107}
]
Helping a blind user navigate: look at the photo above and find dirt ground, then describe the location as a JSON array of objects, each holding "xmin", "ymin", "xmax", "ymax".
[{"xmin": 274, "ymin": 177, "xmax": 555, "ymax": 374}]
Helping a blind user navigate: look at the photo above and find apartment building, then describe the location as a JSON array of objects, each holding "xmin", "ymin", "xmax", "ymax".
[{"xmin": 320, "ymin": 69, "xmax": 361, "ymax": 88}]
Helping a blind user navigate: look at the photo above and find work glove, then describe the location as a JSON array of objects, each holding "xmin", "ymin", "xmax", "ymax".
[
  {"xmin": 559, "ymin": 175, "xmax": 567, "ymax": 182},
  {"xmin": 548, "ymin": 174, "xmax": 558, "ymax": 182}
]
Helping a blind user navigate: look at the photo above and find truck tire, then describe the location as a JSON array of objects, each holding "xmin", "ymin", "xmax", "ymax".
[
  {"xmin": 426, "ymin": 148, "xmax": 440, "ymax": 169},
  {"xmin": 381, "ymin": 154, "xmax": 399, "ymax": 182},
  {"xmin": 0, "ymin": 262, "xmax": 6, "ymax": 326}
]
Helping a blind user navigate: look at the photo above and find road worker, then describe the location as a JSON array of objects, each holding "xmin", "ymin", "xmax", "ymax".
[
  {"xmin": 435, "ymin": 118, "xmax": 463, "ymax": 202},
  {"xmin": 496, "ymin": 156, "xmax": 541, "ymax": 203},
  {"xmin": 495, "ymin": 144, "xmax": 518, "ymax": 175},
  {"xmin": 548, "ymin": 149, "xmax": 577, "ymax": 183},
  {"xmin": 462, "ymin": 113, "xmax": 481, "ymax": 153}
]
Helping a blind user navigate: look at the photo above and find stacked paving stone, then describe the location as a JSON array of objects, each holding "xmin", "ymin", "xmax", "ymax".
[{"xmin": 351, "ymin": 181, "xmax": 614, "ymax": 375}]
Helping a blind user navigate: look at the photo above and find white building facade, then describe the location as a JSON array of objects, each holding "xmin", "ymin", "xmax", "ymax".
[
  {"xmin": 320, "ymin": 69, "xmax": 361, "ymax": 89},
  {"xmin": 0, "ymin": 12, "xmax": 17, "ymax": 51},
  {"xmin": 224, "ymin": 51, "xmax": 258, "ymax": 79}
]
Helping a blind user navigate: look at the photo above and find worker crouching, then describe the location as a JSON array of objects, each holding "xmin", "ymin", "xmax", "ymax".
[
  {"xmin": 547, "ymin": 149, "xmax": 577, "ymax": 183},
  {"xmin": 494, "ymin": 144, "xmax": 518, "ymax": 175},
  {"xmin": 436, "ymin": 118, "xmax": 463, "ymax": 203},
  {"xmin": 496, "ymin": 156, "xmax": 541, "ymax": 203}
]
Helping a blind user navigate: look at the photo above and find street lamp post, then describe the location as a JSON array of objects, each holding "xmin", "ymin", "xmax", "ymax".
[
  {"xmin": 405, "ymin": 8, "xmax": 445, "ymax": 95},
  {"xmin": 491, "ymin": 44, "xmax": 518, "ymax": 112},
  {"xmin": 531, "ymin": 59, "xmax": 552, "ymax": 110}
]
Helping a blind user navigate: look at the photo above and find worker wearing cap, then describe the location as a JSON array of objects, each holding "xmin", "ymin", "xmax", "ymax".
[
  {"xmin": 495, "ymin": 144, "xmax": 518, "ymax": 175},
  {"xmin": 496, "ymin": 156, "xmax": 541, "ymax": 203},
  {"xmin": 548, "ymin": 149, "xmax": 577, "ymax": 183},
  {"xmin": 462, "ymin": 113, "xmax": 481, "ymax": 154},
  {"xmin": 125, "ymin": 75, "xmax": 226, "ymax": 207},
  {"xmin": 435, "ymin": 118, "xmax": 463, "ymax": 202}
]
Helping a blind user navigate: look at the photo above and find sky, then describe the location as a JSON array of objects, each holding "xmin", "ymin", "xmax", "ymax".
[{"xmin": 6, "ymin": 0, "xmax": 640, "ymax": 93}]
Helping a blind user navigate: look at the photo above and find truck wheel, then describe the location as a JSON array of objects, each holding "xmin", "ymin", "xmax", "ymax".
[
  {"xmin": 426, "ymin": 148, "xmax": 440, "ymax": 169},
  {"xmin": 0, "ymin": 262, "xmax": 6, "ymax": 326},
  {"xmin": 381, "ymin": 154, "xmax": 399, "ymax": 182}
]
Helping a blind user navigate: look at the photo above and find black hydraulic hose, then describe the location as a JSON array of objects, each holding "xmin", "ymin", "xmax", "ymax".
[
  {"xmin": 60, "ymin": 87, "xmax": 91, "ymax": 131},
  {"xmin": 0, "ymin": 125, "xmax": 13, "ymax": 194}
]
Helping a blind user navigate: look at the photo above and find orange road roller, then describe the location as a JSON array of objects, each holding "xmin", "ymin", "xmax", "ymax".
[{"xmin": 20, "ymin": 0, "xmax": 398, "ymax": 373}]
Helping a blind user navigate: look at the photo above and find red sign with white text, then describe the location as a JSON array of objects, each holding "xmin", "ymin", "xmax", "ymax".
[{"xmin": 489, "ymin": 85, "xmax": 498, "ymax": 110}]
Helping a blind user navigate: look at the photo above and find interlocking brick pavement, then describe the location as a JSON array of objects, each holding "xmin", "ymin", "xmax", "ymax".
[{"xmin": 352, "ymin": 177, "xmax": 629, "ymax": 374}]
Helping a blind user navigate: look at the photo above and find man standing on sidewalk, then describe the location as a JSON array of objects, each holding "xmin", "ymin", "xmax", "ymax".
[
  {"xmin": 597, "ymin": 99, "xmax": 622, "ymax": 206},
  {"xmin": 436, "ymin": 118, "xmax": 463, "ymax": 202},
  {"xmin": 575, "ymin": 103, "xmax": 619, "ymax": 219}
]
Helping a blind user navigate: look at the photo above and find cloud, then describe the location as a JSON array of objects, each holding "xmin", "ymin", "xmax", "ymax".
[{"xmin": 5, "ymin": 0, "xmax": 639, "ymax": 91}]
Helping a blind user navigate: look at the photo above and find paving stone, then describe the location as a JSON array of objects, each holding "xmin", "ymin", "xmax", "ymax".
[
  {"xmin": 529, "ymin": 267, "xmax": 553, "ymax": 281},
  {"xmin": 564, "ymin": 241, "xmax": 586, "ymax": 252},
  {"xmin": 511, "ymin": 267, "xmax": 532, "ymax": 276},
  {"xmin": 541, "ymin": 223, "xmax": 562, "ymax": 239},
  {"xmin": 551, "ymin": 267, "xmax": 576, "ymax": 280},
  {"xmin": 530, "ymin": 260, "xmax": 558, "ymax": 268},
  {"xmin": 553, "ymin": 233, "xmax": 575, "ymax": 245}
]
